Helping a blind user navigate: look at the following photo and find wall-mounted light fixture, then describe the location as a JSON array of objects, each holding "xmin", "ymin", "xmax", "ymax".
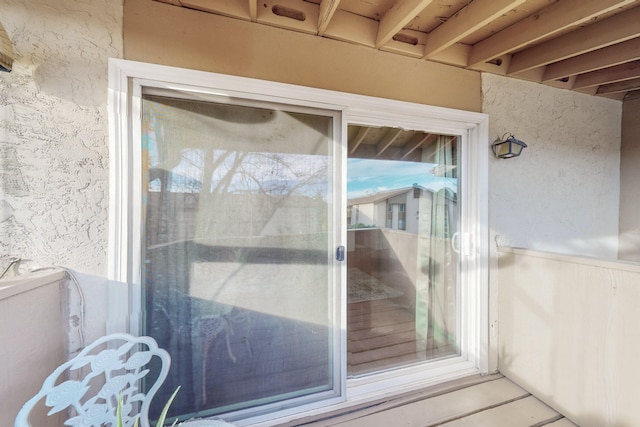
[
  {"xmin": 0, "ymin": 21, "xmax": 14, "ymax": 72},
  {"xmin": 491, "ymin": 133, "xmax": 527, "ymax": 159}
]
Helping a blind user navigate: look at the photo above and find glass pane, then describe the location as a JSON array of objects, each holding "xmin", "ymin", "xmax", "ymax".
[
  {"xmin": 141, "ymin": 95, "xmax": 336, "ymax": 419},
  {"xmin": 346, "ymin": 125, "xmax": 459, "ymax": 376}
]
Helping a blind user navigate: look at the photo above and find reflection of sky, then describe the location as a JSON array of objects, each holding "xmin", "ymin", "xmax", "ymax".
[
  {"xmin": 347, "ymin": 158, "xmax": 457, "ymax": 199},
  {"xmin": 146, "ymin": 128, "xmax": 454, "ymax": 199}
]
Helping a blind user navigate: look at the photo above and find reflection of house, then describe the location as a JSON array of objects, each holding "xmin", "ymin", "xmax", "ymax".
[{"xmin": 348, "ymin": 185, "xmax": 457, "ymax": 235}]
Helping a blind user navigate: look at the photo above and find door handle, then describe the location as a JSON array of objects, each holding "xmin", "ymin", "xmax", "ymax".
[
  {"xmin": 451, "ymin": 232, "xmax": 474, "ymax": 257},
  {"xmin": 336, "ymin": 246, "xmax": 345, "ymax": 262},
  {"xmin": 451, "ymin": 232, "xmax": 461, "ymax": 254}
]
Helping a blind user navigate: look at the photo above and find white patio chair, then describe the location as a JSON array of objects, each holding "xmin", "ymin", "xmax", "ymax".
[{"xmin": 15, "ymin": 333, "xmax": 170, "ymax": 427}]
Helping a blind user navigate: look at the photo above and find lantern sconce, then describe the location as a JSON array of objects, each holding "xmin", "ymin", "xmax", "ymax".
[{"xmin": 492, "ymin": 133, "xmax": 527, "ymax": 159}]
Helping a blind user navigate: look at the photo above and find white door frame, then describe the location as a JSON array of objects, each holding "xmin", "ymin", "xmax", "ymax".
[{"xmin": 108, "ymin": 58, "xmax": 489, "ymax": 426}]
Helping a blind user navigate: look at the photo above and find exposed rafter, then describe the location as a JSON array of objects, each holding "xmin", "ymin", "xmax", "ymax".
[
  {"xmin": 318, "ymin": 0, "xmax": 341, "ymax": 36},
  {"xmin": 543, "ymin": 37, "xmax": 640, "ymax": 82},
  {"xmin": 624, "ymin": 90, "xmax": 640, "ymax": 101},
  {"xmin": 376, "ymin": 128, "xmax": 403, "ymax": 156},
  {"xmin": 468, "ymin": 0, "xmax": 636, "ymax": 67},
  {"xmin": 423, "ymin": 0, "xmax": 526, "ymax": 59},
  {"xmin": 376, "ymin": 0, "xmax": 433, "ymax": 49},
  {"xmin": 349, "ymin": 126, "xmax": 371, "ymax": 155},
  {"xmin": 249, "ymin": 0, "xmax": 257, "ymax": 22},
  {"xmin": 597, "ymin": 77, "xmax": 640, "ymax": 95},
  {"xmin": 179, "ymin": 0, "xmax": 249, "ymax": 20},
  {"xmin": 509, "ymin": 5, "xmax": 640, "ymax": 74},
  {"xmin": 401, "ymin": 133, "xmax": 436, "ymax": 159},
  {"xmin": 573, "ymin": 60, "xmax": 640, "ymax": 89},
  {"xmin": 154, "ymin": 0, "xmax": 640, "ymax": 100}
]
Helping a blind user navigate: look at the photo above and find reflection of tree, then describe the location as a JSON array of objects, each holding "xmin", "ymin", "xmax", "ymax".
[
  {"xmin": 143, "ymin": 95, "xmax": 331, "ymax": 246},
  {"xmin": 199, "ymin": 150, "xmax": 327, "ymax": 197},
  {"xmin": 202, "ymin": 149, "xmax": 243, "ymax": 194},
  {"xmin": 193, "ymin": 149, "xmax": 329, "ymax": 242}
]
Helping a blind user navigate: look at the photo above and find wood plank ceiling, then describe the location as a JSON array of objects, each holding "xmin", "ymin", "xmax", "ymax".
[{"xmin": 156, "ymin": 0, "xmax": 640, "ymax": 101}]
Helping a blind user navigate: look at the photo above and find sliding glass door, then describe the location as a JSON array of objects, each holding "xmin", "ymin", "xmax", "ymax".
[
  {"xmin": 109, "ymin": 59, "xmax": 488, "ymax": 426},
  {"xmin": 140, "ymin": 94, "xmax": 341, "ymax": 419},
  {"xmin": 346, "ymin": 126, "xmax": 459, "ymax": 376}
]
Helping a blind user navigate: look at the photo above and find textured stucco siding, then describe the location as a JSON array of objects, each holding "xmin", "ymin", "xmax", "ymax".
[
  {"xmin": 0, "ymin": 0, "xmax": 123, "ymax": 275},
  {"xmin": 483, "ymin": 73, "xmax": 622, "ymax": 260}
]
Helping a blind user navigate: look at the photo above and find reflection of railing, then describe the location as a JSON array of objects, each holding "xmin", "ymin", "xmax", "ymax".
[
  {"xmin": 347, "ymin": 228, "xmax": 418, "ymax": 308},
  {"xmin": 498, "ymin": 247, "xmax": 640, "ymax": 427},
  {"xmin": 347, "ymin": 224, "xmax": 380, "ymax": 230}
]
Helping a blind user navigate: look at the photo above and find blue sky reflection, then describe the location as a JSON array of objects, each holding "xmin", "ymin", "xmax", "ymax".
[{"xmin": 347, "ymin": 158, "xmax": 457, "ymax": 199}]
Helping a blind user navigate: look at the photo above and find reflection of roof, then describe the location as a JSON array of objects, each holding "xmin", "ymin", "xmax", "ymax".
[
  {"xmin": 348, "ymin": 186, "xmax": 418, "ymax": 206},
  {"xmin": 348, "ymin": 185, "xmax": 457, "ymax": 206}
]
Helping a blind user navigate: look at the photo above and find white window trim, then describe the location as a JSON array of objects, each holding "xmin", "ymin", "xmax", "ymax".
[{"xmin": 108, "ymin": 58, "xmax": 489, "ymax": 426}]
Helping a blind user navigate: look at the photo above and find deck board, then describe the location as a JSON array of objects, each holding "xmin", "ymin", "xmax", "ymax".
[
  {"xmin": 439, "ymin": 395, "xmax": 561, "ymax": 427},
  {"xmin": 347, "ymin": 297, "xmax": 456, "ymax": 375},
  {"xmin": 329, "ymin": 377, "xmax": 529, "ymax": 427},
  {"xmin": 545, "ymin": 418, "xmax": 578, "ymax": 426},
  {"xmin": 296, "ymin": 375, "xmax": 573, "ymax": 427}
]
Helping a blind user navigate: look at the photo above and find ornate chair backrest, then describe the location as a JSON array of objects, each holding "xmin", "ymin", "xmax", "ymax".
[{"xmin": 15, "ymin": 333, "xmax": 170, "ymax": 427}]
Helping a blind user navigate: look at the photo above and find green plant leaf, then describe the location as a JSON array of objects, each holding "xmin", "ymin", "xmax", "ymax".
[
  {"xmin": 116, "ymin": 393, "xmax": 123, "ymax": 427},
  {"xmin": 155, "ymin": 386, "xmax": 180, "ymax": 427}
]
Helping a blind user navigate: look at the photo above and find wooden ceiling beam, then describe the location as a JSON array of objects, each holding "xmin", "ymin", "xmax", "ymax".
[
  {"xmin": 323, "ymin": 10, "xmax": 377, "ymax": 48},
  {"xmin": 624, "ymin": 90, "xmax": 640, "ymax": 101},
  {"xmin": 376, "ymin": 128, "xmax": 403, "ymax": 156},
  {"xmin": 350, "ymin": 145, "xmax": 421, "ymax": 161},
  {"xmin": 573, "ymin": 60, "xmax": 640, "ymax": 89},
  {"xmin": 180, "ymin": 0, "xmax": 251, "ymax": 20},
  {"xmin": 509, "ymin": 5, "xmax": 640, "ymax": 74},
  {"xmin": 596, "ymin": 77, "xmax": 640, "ymax": 95},
  {"xmin": 422, "ymin": 0, "xmax": 526, "ymax": 59},
  {"xmin": 382, "ymin": 29, "xmax": 427, "ymax": 58},
  {"xmin": 376, "ymin": 0, "xmax": 433, "ymax": 49},
  {"xmin": 543, "ymin": 37, "xmax": 640, "ymax": 82},
  {"xmin": 318, "ymin": 0, "xmax": 341, "ymax": 36},
  {"xmin": 468, "ymin": 0, "xmax": 636, "ymax": 67},
  {"xmin": 349, "ymin": 126, "xmax": 371, "ymax": 155},
  {"xmin": 249, "ymin": 0, "xmax": 258, "ymax": 22},
  {"xmin": 401, "ymin": 133, "xmax": 436, "ymax": 159},
  {"xmin": 257, "ymin": 0, "xmax": 319, "ymax": 35}
]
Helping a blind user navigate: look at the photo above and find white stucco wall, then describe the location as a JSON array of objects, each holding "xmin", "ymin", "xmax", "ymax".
[
  {"xmin": 483, "ymin": 73, "xmax": 622, "ymax": 260},
  {"xmin": 0, "ymin": 0, "xmax": 122, "ymax": 275},
  {"xmin": 0, "ymin": 1, "xmax": 123, "ymax": 345}
]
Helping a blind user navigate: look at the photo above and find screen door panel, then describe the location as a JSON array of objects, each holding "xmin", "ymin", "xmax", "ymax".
[{"xmin": 141, "ymin": 95, "xmax": 338, "ymax": 419}]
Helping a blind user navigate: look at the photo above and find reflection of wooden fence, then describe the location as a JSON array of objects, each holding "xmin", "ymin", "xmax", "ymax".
[
  {"xmin": 146, "ymin": 192, "xmax": 327, "ymax": 248},
  {"xmin": 499, "ymin": 247, "xmax": 640, "ymax": 427}
]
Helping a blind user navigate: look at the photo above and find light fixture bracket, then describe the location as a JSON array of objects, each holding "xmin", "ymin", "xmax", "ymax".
[{"xmin": 492, "ymin": 133, "xmax": 527, "ymax": 159}]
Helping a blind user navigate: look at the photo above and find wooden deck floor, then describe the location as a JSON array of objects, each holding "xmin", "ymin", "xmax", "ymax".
[
  {"xmin": 348, "ymin": 299, "xmax": 455, "ymax": 376},
  {"xmin": 296, "ymin": 374, "xmax": 576, "ymax": 427}
]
